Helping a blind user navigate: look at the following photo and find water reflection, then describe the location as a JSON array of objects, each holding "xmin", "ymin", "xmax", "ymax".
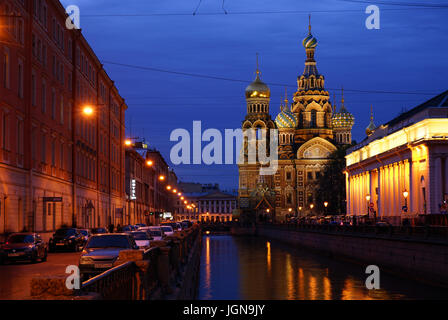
[{"xmin": 198, "ymin": 235, "xmax": 448, "ymax": 300}]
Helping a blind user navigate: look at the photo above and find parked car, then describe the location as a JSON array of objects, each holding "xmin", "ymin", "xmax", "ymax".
[
  {"xmin": 91, "ymin": 227, "xmax": 108, "ymax": 235},
  {"xmin": 49, "ymin": 228, "xmax": 85, "ymax": 252},
  {"xmin": 122, "ymin": 225, "xmax": 138, "ymax": 233},
  {"xmin": 181, "ymin": 220, "xmax": 192, "ymax": 229},
  {"xmin": 130, "ymin": 231, "xmax": 153, "ymax": 249},
  {"xmin": 0, "ymin": 233, "xmax": 47, "ymax": 264},
  {"xmin": 135, "ymin": 223, "xmax": 146, "ymax": 228},
  {"xmin": 161, "ymin": 222, "xmax": 180, "ymax": 231},
  {"xmin": 77, "ymin": 229, "xmax": 91, "ymax": 244},
  {"xmin": 78, "ymin": 233, "xmax": 139, "ymax": 280},
  {"xmin": 143, "ymin": 226, "xmax": 164, "ymax": 241},
  {"xmin": 160, "ymin": 225, "xmax": 174, "ymax": 237}
]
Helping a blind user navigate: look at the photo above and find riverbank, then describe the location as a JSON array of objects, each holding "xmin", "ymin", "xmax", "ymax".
[{"xmin": 230, "ymin": 224, "xmax": 448, "ymax": 288}]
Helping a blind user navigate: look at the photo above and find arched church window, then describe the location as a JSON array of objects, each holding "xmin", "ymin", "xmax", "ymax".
[{"xmin": 310, "ymin": 110, "xmax": 317, "ymax": 128}]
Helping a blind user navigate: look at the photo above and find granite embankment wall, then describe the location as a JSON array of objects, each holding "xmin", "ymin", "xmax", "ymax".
[{"xmin": 247, "ymin": 224, "xmax": 448, "ymax": 287}]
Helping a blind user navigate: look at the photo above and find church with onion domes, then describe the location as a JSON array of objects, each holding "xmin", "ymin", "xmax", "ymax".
[{"xmin": 238, "ymin": 17, "xmax": 355, "ymax": 221}]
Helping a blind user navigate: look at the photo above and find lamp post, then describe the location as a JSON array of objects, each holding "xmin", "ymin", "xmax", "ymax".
[
  {"xmin": 403, "ymin": 190, "xmax": 409, "ymax": 207},
  {"xmin": 310, "ymin": 203, "xmax": 314, "ymax": 216},
  {"xmin": 298, "ymin": 206, "xmax": 302, "ymax": 218},
  {"xmin": 366, "ymin": 194, "xmax": 371, "ymax": 218},
  {"xmin": 324, "ymin": 201, "xmax": 328, "ymax": 216}
]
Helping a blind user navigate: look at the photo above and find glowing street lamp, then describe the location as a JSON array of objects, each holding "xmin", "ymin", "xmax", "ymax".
[
  {"xmin": 172, "ymin": 189, "xmax": 177, "ymax": 193},
  {"xmin": 366, "ymin": 194, "xmax": 371, "ymax": 217},
  {"xmin": 158, "ymin": 175, "xmax": 165, "ymax": 181},
  {"xmin": 266, "ymin": 209, "xmax": 270, "ymax": 213},
  {"xmin": 82, "ymin": 106, "xmax": 94, "ymax": 116},
  {"xmin": 146, "ymin": 160, "xmax": 153, "ymax": 166},
  {"xmin": 184, "ymin": 200, "xmax": 188, "ymax": 204},
  {"xmin": 166, "ymin": 185, "xmax": 172, "ymax": 190},
  {"xmin": 324, "ymin": 201, "xmax": 328, "ymax": 208},
  {"xmin": 177, "ymin": 192, "xmax": 181, "ymax": 196},
  {"xmin": 403, "ymin": 190, "xmax": 409, "ymax": 207},
  {"xmin": 180, "ymin": 196, "xmax": 184, "ymax": 200}
]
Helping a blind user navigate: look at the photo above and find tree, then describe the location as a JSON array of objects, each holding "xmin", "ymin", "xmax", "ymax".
[{"xmin": 315, "ymin": 144, "xmax": 353, "ymax": 215}]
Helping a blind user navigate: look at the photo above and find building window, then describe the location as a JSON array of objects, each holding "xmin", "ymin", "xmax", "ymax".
[
  {"xmin": 307, "ymin": 172, "xmax": 313, "ymax": 180},
  {"xmin": 31, "ymin": 127, "xmax": 37, "ymax": 161},
  {"xmin": 18, "ymin": 61, "xmax": 23, "ymax": 98},
  {"xmin": 60, "ymin": 96, "xmax": 64, "ymax": 124},
  {"xmin": 286, "ymin": 172, "xmax": 292, "ymax": 180},
  {"xmin": 2, "ymin": 112, "xmax": 10, "ymax": 151},
  {"xmin": 310, "ymin": 110, "xmax": 317, "ymax": 128},
  {"xmin": 17, "ymin": 119, "xmax": 23, "ymax": 155},
  {"xmin": 51, "ymin": 140, "xmax": 55, "ymax": 166},
  {"xmin": 51, "ymin": 89, "xmax": 56, "ymax": 119},
  {"xmin": 3, "ymin": 50, "xmax": 10, "ymax": 89},
  {"xmin": 31, "ymin": 73, "xmax": 36, "ymax": 106},
  {"xmin": 41, "ymin": 80, "xmax": 46, "ymax": 113},
  {"xmin": 41, "ymin": 134, "xmax": 46, "ymax": 163}
]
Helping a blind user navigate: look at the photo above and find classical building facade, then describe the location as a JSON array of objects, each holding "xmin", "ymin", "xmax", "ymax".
[
  {"xmin": 176, "ymin": 183, "xmax": 237, "ymax": 222},
  {"xmin": 345, "ymin": 90, "xmax": 448, "ymax": 226},
  {"xmin": 0, "ymin": 0, "xmax": 126, "ymax": 239},
  {"xmin": 238, "ymin": 20, "xmax": 354, "ymax": 221}
]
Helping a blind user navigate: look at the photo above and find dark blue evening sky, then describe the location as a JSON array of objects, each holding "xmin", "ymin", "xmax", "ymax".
[{"xmin": 60, "ymin": 0, "xmax": 448, "ymax": 190}]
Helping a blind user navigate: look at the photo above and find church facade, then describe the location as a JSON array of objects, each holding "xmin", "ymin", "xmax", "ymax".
[{"xmin": 238, "ymin": 21, "xmax": 355, "ymax": 221}]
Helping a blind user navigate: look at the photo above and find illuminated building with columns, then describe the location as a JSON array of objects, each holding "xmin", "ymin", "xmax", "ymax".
[{"xmin": 345, "ymin": 90, "xmax": 448, "ymax": 225}]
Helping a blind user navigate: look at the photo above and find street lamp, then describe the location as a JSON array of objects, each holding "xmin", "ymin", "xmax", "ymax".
[
  {"xmin": 166, "ymin": 185, "xmax": 171, "ymax": 190},
  {"xmin": 366, "ymin": 194, "xmax": 371, "ymax": 217},
  {"xmin": 82, "ymin": 106, "xmax": 94, "ymax": 116},
  {"xmin": 403, "ymin": 190, "xmax": 409, "ymax": 207},
  {"xmin": 158, "ymin": 175, "xmax": 165, "ymax": 181},
  {"xmin": 298, "ymin": 206, "xmax": 302, "ymax": 217},
  {"xmin": 146, "ymin": 160, "xmax": 153, "ymax": 166},
  {"xmin": 324, "ymin": 201, "xmax": 328, "ymax": 216}
]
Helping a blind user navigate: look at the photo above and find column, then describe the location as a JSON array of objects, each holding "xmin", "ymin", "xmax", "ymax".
[
  {"xmin": 434, "ymin": 156, "xmax": 442, "ymax": 213},
  {"xmin": 346, "ymin": 173, "xmax": 351, "ymax": 215}
]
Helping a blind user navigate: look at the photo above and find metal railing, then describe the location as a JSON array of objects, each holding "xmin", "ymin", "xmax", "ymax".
[
  {"xmin": 79, "ymin": 261, "xmax": 137, "ymax": 300},
  {"xmin": 77, "ymin": 225, "xmax": 201, "ymax": 300}
]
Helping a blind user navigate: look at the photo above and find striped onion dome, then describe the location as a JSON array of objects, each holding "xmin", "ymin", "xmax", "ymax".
[
  {"xmin": 302, "ymin": 33, "xmax": 317, "ymax": 49},
  {"xmin": 275, "ymin": 108, "xmax": 297, "ymax": 129},
  {"xmin": 332, "ymin": 105, "xmax": 355, "ymax": 129}
]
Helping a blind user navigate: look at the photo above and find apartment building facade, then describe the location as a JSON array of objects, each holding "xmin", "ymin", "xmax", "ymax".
[{"xmin": 0, "ymin": 0, "xmax": 127, "ymax": 239}]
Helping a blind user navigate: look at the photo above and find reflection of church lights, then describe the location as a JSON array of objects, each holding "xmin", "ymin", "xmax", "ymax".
[
  {"xmin": 266, "ymin": 241, "xmax": 271, "ymax": 274},
  {"xmin": 205, "ymin": 236, "xmax": 211, "ymax": 293},
  {"xmin": 323, "ymin": 276, "xmax": 332, "ymax": 300},
  {"xmin": 309, "ymin": 275, "xmax": 317, "ymax": 300},
  {"xmin": 298, "ymin": 268, "xmax": 305, "ymax": 300},
  {"xmin": 286, "ymin": 254, "xmax": 294, "ymax": 299}
]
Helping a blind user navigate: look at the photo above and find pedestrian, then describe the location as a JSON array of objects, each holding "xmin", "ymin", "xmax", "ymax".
[
  {"xmin": 108, "ymin": 223, "xmax": 114, "ymax": 233},
  {"xmin": 116, "ymin": 224, "xmax": 122, "ymax": 232}
]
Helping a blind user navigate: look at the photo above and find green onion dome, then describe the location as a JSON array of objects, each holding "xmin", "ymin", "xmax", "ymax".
[
  {"xmin": 275, "ymin": 107, "xmax": 298, "ymax": 129},
  {"xmin": 302, "ymin": 33, "xmax": 317, "ymax": 49},
  {"xmin": 332, "ymin": 105, "xmax": 355, "ymax": 129}
]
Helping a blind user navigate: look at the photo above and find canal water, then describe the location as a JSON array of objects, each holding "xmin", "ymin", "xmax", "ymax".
[{"xmin": 198, "ymin": 234, "xmax": 448, "ymax": 300}]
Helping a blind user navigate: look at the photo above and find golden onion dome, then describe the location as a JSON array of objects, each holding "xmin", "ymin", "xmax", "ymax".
[
  {"xmin": 245, "ymin": 72, "xmax": 270, "ymax": 99},
  {"xmin": 365, "ymin": 105, "xmax": 376, "ymax": 136}
]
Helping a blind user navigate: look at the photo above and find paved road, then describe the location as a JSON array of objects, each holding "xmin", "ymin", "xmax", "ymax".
[{"xmin": 0, "ymin": 251, "xmax": 80, "ymax": 300}]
